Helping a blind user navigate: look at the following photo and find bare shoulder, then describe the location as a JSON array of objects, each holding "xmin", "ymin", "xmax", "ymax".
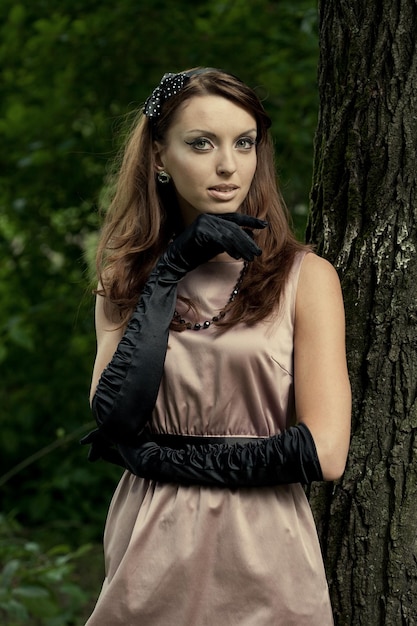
[
  {"xmin": 298, "ymin": 252, "xmax": 342, "ymax": 297},
  {"xmin": 299, "ymin": 251, "xmax": 340, "ymax": 283},
  {"xmin": 296, "ymin": 252, "xmax": 345, "ymax": 320}
]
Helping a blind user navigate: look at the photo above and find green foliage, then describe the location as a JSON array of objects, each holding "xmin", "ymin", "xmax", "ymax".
[
  {"xmin": 0, "ymin": 515, "xmax": 90, "ymax": 625},
  {"xmin": 0, "ymin": 0, "xmax": 318, "ymax": 546}
]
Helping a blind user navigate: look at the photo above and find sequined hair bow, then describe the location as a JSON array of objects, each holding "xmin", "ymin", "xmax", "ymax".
[
  {"xmin": 143, "ymin": 68, "xmax": 220, "ymax": 119},
  {"xmin": 143, "ymin": 72, "xmax": 190, "ymax": 118}
]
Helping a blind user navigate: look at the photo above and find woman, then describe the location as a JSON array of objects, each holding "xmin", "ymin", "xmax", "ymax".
[{"xmin": 83, "ymin": 68, "xmax": 351, "ymax": 625}]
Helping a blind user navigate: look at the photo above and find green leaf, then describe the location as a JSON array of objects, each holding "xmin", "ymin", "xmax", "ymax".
[
  {"xmin": 1, "ymin": 559, "xmax": 21, "ymax": 588},
  {"xmin": 13, "ymin": 585, "xmax": 50, "ymax": 599}
]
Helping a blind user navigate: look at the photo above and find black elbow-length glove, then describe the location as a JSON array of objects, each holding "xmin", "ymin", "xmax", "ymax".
[
  {"xmin": 117, "ymin": 423, "xmax": 323, "ymax": 487},
  {"xmin": 94, "ymin": 423, "xmax": 323, "ymax": 487},
  {"xmin": 81, "ymin": 213, "xmax": 267, "ymax": 458}
]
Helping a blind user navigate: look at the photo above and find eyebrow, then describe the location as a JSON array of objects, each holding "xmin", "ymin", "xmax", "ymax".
[{"xmin": 185, "ymin": 128, "xmax": 257, "ymax": 138}]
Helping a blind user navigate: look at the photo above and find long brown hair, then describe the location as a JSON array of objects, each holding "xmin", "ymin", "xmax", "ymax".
[{"xmin": 96, "ymin": 68, "xmax": 308, "ymax": 328}]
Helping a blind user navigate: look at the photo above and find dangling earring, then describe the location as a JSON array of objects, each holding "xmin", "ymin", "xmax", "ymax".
[{"xmin": 157, "ymin": 170, "xmax": 171, "ymax": 184}]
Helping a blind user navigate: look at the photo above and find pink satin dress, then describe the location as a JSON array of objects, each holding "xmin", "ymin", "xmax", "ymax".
[{"xmin": 86, "ymin": 253, "xmax": 334, "ymax": 625}]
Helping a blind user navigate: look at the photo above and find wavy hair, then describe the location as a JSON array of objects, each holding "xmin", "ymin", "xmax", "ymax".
[{"xmin": 95, "ymin": 68, "xmax": 308, "ymax": 328}]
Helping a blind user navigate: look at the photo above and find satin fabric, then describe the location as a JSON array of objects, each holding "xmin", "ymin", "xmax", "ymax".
[
  {"xmin": 120, "ymin": 422, "xmax": 323, "ymax": 487},
  {"xmin": 86, "ymin": 253, "xmax": 334, "ymax": 626}
]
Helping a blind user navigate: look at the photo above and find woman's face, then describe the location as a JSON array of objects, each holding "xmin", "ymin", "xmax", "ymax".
[{"xmin": 155, "ymin": 95, "xmax": 257, "ymax": 226}]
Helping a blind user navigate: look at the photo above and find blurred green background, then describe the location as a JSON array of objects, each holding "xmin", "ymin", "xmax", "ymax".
[{"xmin": 0, "ymin": 0, "xmax": 318, "ymax": 621}]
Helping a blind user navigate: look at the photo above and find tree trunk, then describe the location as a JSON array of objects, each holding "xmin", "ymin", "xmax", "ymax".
[{"xmin": 307, "ymin": 1, "xmax": 417, "ymax": 624}]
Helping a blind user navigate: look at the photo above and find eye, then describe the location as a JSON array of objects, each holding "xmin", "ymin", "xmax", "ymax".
[
  {"xmin": 235, "ymin": 137, "xmax": 257, "ymax": 150},
  {"xmin": 185, "ymin": 138, "xmax": 213, "ymax": 151}
]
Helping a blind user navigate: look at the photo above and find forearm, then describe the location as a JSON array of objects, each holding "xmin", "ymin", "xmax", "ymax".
[
  {"xmin": 115, "ymin": 423, "xmax": 323, "ymax": 488},
  {"xmin": 92, "ymin": 266, "xmax": 177, "ymax": 443}
]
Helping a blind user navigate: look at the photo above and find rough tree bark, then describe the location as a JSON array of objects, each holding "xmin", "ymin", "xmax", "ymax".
[{"xmin": 307, "ymin": 1, "xmax": 417, "ymax": 625}]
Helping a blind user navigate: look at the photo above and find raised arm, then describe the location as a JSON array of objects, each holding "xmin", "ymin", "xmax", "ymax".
[{"xmin": 81, "ymin": 213, "xmax": 267, "ymax": 458}]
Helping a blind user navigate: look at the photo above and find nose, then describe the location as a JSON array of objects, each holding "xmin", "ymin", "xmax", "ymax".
[{"xmin": 216, "ymin": 147, "xmax": 237, "ymax": 176}]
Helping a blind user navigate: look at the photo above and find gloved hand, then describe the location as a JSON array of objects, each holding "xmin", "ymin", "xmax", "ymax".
[
  {"xmin": 159, "ymin": 212, "xmax": 267, "ymax": 282},
  {"xmin": 80, "ymin": 428, "xmax": 126, "ymax": 467},
  {"xmin": 89, "ymin": 423, "xmax": 323, "ymax": 488},
  {"xmin": 82, "ymin": 213, "xmax": 267, "ymax": 449}
]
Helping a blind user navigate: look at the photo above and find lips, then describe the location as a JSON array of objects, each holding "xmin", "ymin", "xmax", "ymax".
[
  {"xmin": 207, "ymin": 185, "xmax": 240, "ymax": 202},
  {"xmin": 208, "ymin": 184, "xmax": 238, "ymax": 192}
]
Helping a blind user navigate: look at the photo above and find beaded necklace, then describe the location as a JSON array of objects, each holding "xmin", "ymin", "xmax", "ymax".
[{"xmin": 173, "ymin": 262, "xmax": 248, "ymax": 331}]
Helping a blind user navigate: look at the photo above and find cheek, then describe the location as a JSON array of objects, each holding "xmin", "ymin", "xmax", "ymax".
[
  {"xmin": 246, "ymin": 158, "xmax": 257, "ymax": 186},
  {"xmin": 171, "ymin": 156, "xmax": 204, "ymax": 183},
  {"xmin": 172, "ymin": 165, "xmax": 202, "ymax": 195}
]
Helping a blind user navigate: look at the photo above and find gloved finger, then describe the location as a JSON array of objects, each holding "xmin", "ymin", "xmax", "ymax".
[
  {"xmin": 223, "ymin": 240, "xmax": 262, "ymax": 261},
  {"xmin": 87, "ymin": 445, "xmax": 102, "ymax": 462},
  {"xmin": 216, "ymin": 213, "xmax": 269, "ymax": 230},
  {"xmin": 219, "ymin": 227, "xmax": 263, "ymax": 260},
  {"xmin": 80, "ymin": 428, "xmax": 103, "ymax": 446}
]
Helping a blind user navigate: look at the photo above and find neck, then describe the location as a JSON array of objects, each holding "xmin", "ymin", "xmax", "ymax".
[{"xmin": 209, "ymin": 252, "xmax": 242, "ymax": 263}]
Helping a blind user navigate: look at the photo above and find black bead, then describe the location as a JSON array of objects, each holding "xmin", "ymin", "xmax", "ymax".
[{"xmin": 172, "ymin": 260, "xmax": 248, "ymax": 330}]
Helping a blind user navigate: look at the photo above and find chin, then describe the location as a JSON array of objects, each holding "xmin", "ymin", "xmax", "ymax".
[{"xmin": 205, "ymin": 205, "xmax": 240, "ymax": 214}]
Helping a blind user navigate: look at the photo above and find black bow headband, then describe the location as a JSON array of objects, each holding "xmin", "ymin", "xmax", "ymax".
[
  {"xmin": 143, "ymin": 72, "xmax": 189, "ymax": 118},
  {"xmin": 143, "ymin": 69, "xmax": 271, "ymax": 131},
  {"xmin": 143, "ymin": 68, "xmax": 218, "ymax": 119}
]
